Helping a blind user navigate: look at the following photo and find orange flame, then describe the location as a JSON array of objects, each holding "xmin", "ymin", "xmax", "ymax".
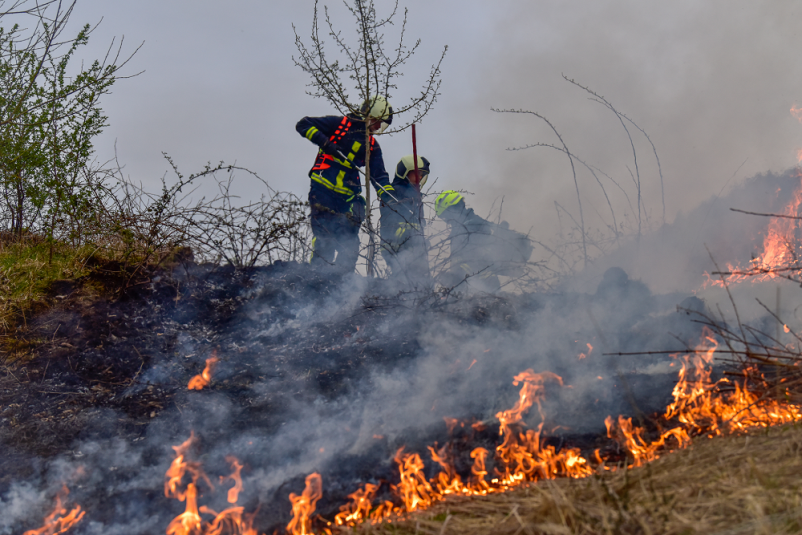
[
  {"xmin": 333, "ymin": 483, "xmax": 378, "ymax": 527},
  {"xmin": 198, "ymin": 506, "xmax": 258, "ymax": 535},
  {"xmin": 164, "ymin": 432, "xmax": 213, "ymax": 501},
  {"xmin": 166, "ymin": 483, "xmax": 203, "ymax": 535},
  {"xmin": 286, "ymin": 473, "xmax": 323, "ymax": 535},
  {"xmin": 282, "ymin": 338, "xmax": 802, "ymax": 531},
  {"xmin": 606, "ymin": 415, "xmax": 691, "ymax": 467},
  {"xmin": 163, "ymin": 434, "xmax": 258, "ymax": 535},
  {"xmin": 705, "ymin": 105, "xmax": 802, "ymax": 288},
  {"xmin": 223, "ymin": 456, "xmax": 244, "ymax": 504},
  {"xmin": 791, "ymin": 104, "xmax": 802, "ymax": 123},
  {"xmin": 23, "ymin": 485, "xmax": 85, "ymax": 535},
  {"xmin": 291, "ymin": 369, "xmax": 592, "ymax": 528},
  {"xmin": 393, "ymin": 448, "xmax": 435, "ymax": 512},
  {"xmin": 608, "ymin": 328, "xmax": 802, "ymax": 466},
  {"xmin": 496, "ymin": 369, "xmax": 563, "ymax": 432},
  {"xmin": 189, "ymin": 354, "xmax": 220, "ymax": 390},
  {"xmin": 469, "ymin": 447, "xmax": 490, "ymax": 493},
  {"xmin": 428, "ymin": 442, "xmax": 465, "ymax": 496}
]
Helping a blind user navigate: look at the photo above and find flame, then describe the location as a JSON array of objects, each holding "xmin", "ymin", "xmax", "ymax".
[
  {"xmin": 164, "ymin": 434, "xmax": 258, "ymax": 535},
  {"xmin": 189, "ymin": 353, "xmax": 220, "ymax": 390},
  {"xmin": 224, "ymin": 456, "xmax": 244, "ymax": 504},
  {"xmin": 23, "ymin": 485, "xmax": 85, "ymax": 535},
  {"xmin": 161, "ymin": 327, "xmax": 801, "ymax": 534},
  {"xmin": 496, "ymin": 369, "xmax": 562, "ymax": 431},
  {"xmin": 706, "ymin": 180, "xmax": 802, "ymax": 287},
  {"xmin": 314, "ymin": 333, "xmax": 798, "ymax": 530},
  {"xmin": 704, "ymin": 105, "xmax": 802, "ymax": 288},
  {"xmin": 199, "ymin": 506, "xmax": 258, "ymax": 535},
  {"xmin": 469, "ymin": 447, "xmax": 490, "ymax": 493},
  {"xmin": 166, "ymin": 483, "xmax": 203, "ymax": 535},
  {"xmin": 606, "ymin": 415, "xmax": 690, "ymax": 467},
  {"xmin": 292, "ymin": 369, "xmax": 590, "ymax": 531},
  {"xmin": 165, "ymin": 432, "xmax": 213, "ymax": 501},
  {"xmin": 792, "ymin": 104, "xmax": 802, "ymax": 122},
  {"xmin": 608, "ymin": 328, "xmax": 802, "ymax": 467},
  {"xmin": 393, "ymin": 448, "xmax": 435, "ymax": 512},
  {"xmin": 428, "ymin": 442, "xmax": 465, "ymax": 495},
  {"xmin": 287, "ymin": 473, "xmax": 323, "ymax": 535},
  {"xmin": 333, "ymin": 483, "xmax": 378, "ymax": 526}
]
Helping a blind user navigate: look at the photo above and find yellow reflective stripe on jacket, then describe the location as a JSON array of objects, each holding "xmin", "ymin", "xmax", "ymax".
[
  {"xmin": 305, "ymin": 127, "xmax": 319, "ymax": 140},
  {"xmin": 395, "ymin": 222, "xmax": 420, "ymax": 239},
  {"xmin": 337, "ymin": 140, "xmax": 362, "ymax": 168},
  {"xmin": 311, "ymin": 172, "xmax": 354, "ymax": 196},
  {"xmin": 348, "ymin": 141, "xmax": 361, "ymax": 162},
  {"xmin": 377, "ymin": 184, "xmax": 395, "ymax": 197}
]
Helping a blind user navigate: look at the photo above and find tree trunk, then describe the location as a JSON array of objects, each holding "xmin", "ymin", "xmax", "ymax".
[
  {"xmin": 364, "ymin": 125, "xmax": 375, "ymax": 276},
  {"xmin": 15, "ymin": 172, "xmax": 24, "ymax": 241}
]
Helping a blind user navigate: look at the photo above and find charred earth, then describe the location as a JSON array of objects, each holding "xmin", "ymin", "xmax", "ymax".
[{"xmin": 1, "ymin": 259, "xmax": 706, "ymax": 534}]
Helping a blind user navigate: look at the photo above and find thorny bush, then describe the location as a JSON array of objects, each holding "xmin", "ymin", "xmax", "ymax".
[{"xmin": 93, "ymin": 155, "xmax": 311, "ymax": 275}]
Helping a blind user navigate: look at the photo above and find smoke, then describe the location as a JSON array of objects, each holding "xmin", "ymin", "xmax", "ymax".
[
  {"xmin": 5, "ymin": 165, "xmax": 801, "ymax": 533},
  {"xmin": 57, "ymin": 1, "xmax": 802, "ymax": 264},
  {"xmin": 403, "ymin": 1, "xmax": 802, "ymax": 259},
  {"xmin": 6, "ymin": 1, "xmax": 802, "ymax": 532}
]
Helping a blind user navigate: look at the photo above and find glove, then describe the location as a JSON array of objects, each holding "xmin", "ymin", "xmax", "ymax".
[
  {"xmin": 322, "ymin": 139, "xmax": 349, "ymax": 159},
  {"xmin": 347, "ymin": 195, "xmax": 366, "ymax": 224},
  {"xmin": 376, "ymin": 184, "xmax": 396, "ymax": 203}
]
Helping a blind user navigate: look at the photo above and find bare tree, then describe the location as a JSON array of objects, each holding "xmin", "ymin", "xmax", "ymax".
[{"xmin": 292, "ymin": 0, "xmax": 446, "ymax": 275}]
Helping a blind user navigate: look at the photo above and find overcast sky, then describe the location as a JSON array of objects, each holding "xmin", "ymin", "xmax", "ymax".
[{"xmin": 31, "ymin": 1, "xmax": 802, "ymax": 255}]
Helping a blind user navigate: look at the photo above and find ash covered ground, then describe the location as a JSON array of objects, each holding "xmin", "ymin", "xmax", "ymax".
[{"xmin": 0, "ymin": 255, "xmax": 707, "ymax": 534}]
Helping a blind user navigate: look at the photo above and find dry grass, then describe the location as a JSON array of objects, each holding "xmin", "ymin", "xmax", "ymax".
[{"xmin": 352, "ymin": 424, "xmax": 802, "ymax": 535}]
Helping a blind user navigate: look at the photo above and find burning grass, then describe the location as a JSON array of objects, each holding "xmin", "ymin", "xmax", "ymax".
[
  {"xmin": 355, "ymin": 423, "xmax": 802, "ymax": 535},
  {"xmin": 278, "ymin": 328, "xmax": 802, "ymax": 534},
  {"xmin": 6, "ymin": 238, "xmax": 802, "ymax": 534}
]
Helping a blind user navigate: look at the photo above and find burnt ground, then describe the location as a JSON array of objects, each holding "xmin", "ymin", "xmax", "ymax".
[{"xmin": 0, "ymin": 259, "xmax": 706, "ymax": 534}]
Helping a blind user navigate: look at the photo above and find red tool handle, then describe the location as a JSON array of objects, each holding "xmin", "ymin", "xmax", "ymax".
[{"xmin": 412, "ymin": 124, "xmax": 420, "ymax": 189}]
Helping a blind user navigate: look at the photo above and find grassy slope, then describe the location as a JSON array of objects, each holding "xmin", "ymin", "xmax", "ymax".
[
  {"xmin": 358, "ymin": 424, "xmax": 802, "ymax": 535},
  {"xmin": 0, "ymin": 241, "xmax": 92, "ymax": 351}
]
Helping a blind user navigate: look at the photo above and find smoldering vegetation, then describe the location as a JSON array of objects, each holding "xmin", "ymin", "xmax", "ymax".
[
  {"xmin": 1, "ymin": 255, "xmax": 702, "ymax": 532},
  {"xmin": 2, "ymin": 167, "xmax": 801, "ymax": 533},
  {"xmin": 572, "ymin": 167, "xmax": 802, "ymax": 294}
]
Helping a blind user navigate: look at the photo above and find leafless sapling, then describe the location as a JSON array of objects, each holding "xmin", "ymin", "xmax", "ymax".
[{"xmin": 292, "ymin": 0, "xmax": 446, "ymax": 275}]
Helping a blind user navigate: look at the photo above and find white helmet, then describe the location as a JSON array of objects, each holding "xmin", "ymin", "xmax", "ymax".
[{"xmin": 360, "ymin": 95, "xmax": 393, "ymax": 133}]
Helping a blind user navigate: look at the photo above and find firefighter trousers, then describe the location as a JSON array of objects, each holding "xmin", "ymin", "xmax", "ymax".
[{"xmin": 310, "ymin": 209, "xmax": 361, "ymax": 272}]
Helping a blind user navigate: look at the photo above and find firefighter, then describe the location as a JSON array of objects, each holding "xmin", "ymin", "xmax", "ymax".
[
  {"xmin": 434, "ymin": 190, "xmax": 533, "ymax": 293},
  {"xmin": 380, "ymin": 155, "xmax": 431, "ymax": 286},
  {"xmin": 296, "ymin": 95, "xmax": 395, "ymax": 272}
]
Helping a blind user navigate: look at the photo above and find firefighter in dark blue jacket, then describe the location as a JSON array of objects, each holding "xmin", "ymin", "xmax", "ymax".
[
  {"xmin": 380, "ymin": 155, "xmax": 431, "ymax": 286},
  {"xmin": 434, "ymin": 191, "xmax": 533, "ymax": 293},
  {"xmin": 296, "ymin": 95, "xmax": 395, "ymax": 272}
]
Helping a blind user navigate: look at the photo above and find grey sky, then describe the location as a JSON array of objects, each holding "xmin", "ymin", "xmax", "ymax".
[{"xmin": 58, "ymin": 1, "xmax": 802, "ymax": 262}]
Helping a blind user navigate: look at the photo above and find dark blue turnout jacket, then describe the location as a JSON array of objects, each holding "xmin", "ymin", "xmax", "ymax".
[{"xmin": 296, "ymin": 114, "xmax": 391, "ymax": 213}]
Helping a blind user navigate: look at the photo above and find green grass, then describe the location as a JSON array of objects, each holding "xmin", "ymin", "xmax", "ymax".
[{"xmin": 0, "ymin": 240, "xmax": 94, "ymax": 331}]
